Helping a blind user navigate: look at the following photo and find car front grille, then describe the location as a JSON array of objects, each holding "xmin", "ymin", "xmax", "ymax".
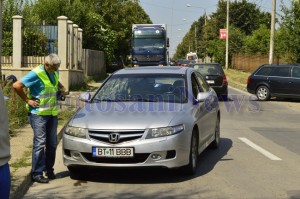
[
  {"xmin": 135, "ymin": 55, "xmax": 163, "ymax": 62},
  {"xmin": 81, "ymin": 153, "xmax": 150, "ymax": 164},
  {"xmin": 88, "ymin": 130, "xmax": 145, "ymax": 144}
]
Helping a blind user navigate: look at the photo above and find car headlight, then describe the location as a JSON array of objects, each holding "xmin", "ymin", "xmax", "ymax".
[
  {"xmin": 146, "ymin": 124, "xmax": 184, "ymax": 139},
  {"xmin": 64, "ymin": 126, "xmax": 88, "ymax": 138}
]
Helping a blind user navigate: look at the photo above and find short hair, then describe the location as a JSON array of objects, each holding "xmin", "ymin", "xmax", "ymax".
[{"xmin": 45, "ymin": 53, "xmax": 61, "ymax": 66}]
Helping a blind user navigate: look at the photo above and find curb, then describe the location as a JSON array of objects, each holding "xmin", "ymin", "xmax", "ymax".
[{"xmin": 10, "ymin": 123, "xmax": 68, "ymax": 199}]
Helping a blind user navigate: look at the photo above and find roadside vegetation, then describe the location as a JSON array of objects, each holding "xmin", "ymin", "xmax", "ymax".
[
  {"xmin": 2, "ymin": 0, "xmax": 300, "ymax": 70},
  {"xmin": 1, "ymin": 81, "xmax": 77, "ymax": 136},
  {"xmin": 224, "ymin": 69, "xmax": 251, "ymax": 92},
  {"xmin": 2, "ymin": 0, "xmax": 151, "ymax": 68},
  {"xmin": 174, "ymin": 1, "xmax": 300, "ymax": 66}
]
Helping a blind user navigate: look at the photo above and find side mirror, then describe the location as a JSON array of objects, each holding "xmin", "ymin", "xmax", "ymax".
[
  {"xmin": 79, "ymin": 92, "xmax": 91, "ymax": 102},
  {"xmin": 196, "ymin": 92, "xmax": 210, "ymax": 103}
]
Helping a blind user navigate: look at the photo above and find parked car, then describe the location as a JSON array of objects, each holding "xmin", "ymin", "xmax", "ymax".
[
  {"xmin": 247, "ymin": 64, "xmax": 300, "ymax": 101},
  {"xmin": 188, "ymin": 63, "xmax": 228, "ymax": 100},
  {"xmin": 181, "ymin": 59, "xmax": 192, "ymax": 67},
  {"xmin": 176, "ymin": 59, "xmax": 185, "ymax": 66},
  {"xmin": 169, "ymin": 59, "xmax": 177, "ymax": 66},
  {"xmin": 107, "ymin": 56, "xmax": 125, "ymax": 73},
  {"xmin": 63, "ymin": 66, "xmax": 220, "ymax": 175}
]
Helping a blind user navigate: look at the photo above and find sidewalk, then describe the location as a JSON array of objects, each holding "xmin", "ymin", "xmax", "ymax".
[{"xmin": 9, "ymin": 124, "xmax": 66, "ymax": 199}]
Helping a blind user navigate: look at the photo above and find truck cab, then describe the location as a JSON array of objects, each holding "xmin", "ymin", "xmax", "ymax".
[{"xmin": 131, "ymin": 24, "xmax": 169, "ymax": 67}]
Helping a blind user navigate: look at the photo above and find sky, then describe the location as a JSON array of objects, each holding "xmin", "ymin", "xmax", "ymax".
[{"xmin": 139, "ymin": 0, "xmax": 291, "ymax": 58}]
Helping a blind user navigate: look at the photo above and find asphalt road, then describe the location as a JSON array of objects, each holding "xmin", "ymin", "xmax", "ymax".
[{"xmin": 23, "ymin": 87, "xmax": 300, "ymax": 199}]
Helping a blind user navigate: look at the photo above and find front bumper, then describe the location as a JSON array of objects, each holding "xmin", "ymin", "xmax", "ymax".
[{"xmin": 63, "ymin": 130, "xmax": 191, "ymax": 169}]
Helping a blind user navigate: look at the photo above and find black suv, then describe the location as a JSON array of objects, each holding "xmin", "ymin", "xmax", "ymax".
[
  {"xmin": 188, "ymin": 62, "xmax": 228, "ymax": 100},
  {"xmin": 247, "ymin": 64, "xmax": 300, "ymax": 101}
]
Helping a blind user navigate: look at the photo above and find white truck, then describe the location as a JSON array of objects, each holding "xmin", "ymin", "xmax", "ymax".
[{"xmin": 186, "ymin": 52, "xmax": 199, "ymax": 63}]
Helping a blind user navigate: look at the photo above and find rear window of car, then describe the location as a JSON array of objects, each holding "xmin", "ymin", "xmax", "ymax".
[
  {"xmin": 255, "ymin": 67, "xmax": 273, "ymax": 76},
  {"xmin": 190, "ymin": 64, "xmax": 223, "ymax": 75},
  {"xmin": 270, "ymin": 67, "xmax": 291, "ymax": 77},
  {"xmin": 292, "ymin": 66, "xmax": 300, "ymax": 78}
]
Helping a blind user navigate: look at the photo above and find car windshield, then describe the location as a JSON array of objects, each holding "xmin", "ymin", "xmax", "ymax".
[
  {"xmin": 190, "ymin": 64, "xmax": 223, "ymax": 75},
  {"xmin": 93, "ymin": 74, "xmax": 187, "ymax": 103}
]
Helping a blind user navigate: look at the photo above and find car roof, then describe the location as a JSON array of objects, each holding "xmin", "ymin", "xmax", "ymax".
[
  {"xmin": 114, "ymin": 66, "xmax": 191, "ymax": 75},
  {"xmin": 260, "ymin": 64, "xmax": 300, "ymax": 67},
  {"xmin": 191, "ymin": 62, "xmax": 221, "ymax": 65}
]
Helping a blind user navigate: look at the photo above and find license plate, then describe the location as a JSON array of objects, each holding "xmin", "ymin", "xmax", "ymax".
[
  {"xmin": 92, "ymin": 147, "xmax": 134, "ymax": 158},
  {"xmin": 207, "ymin": 80, "xmax": 215, "ymax": 84}
]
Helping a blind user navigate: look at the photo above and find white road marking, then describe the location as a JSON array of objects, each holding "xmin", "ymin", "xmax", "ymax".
[{"xmin": 238, "ymin": 137, "xmax": 282, "ymax": 161}]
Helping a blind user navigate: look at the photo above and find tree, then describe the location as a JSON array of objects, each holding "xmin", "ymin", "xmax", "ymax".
[
  {"xmin": 244, "ymin": 24, "xmax": 270, "ymax": 54},
  {"xmin": 175, "ymin": 0, "xmax": 272, "ymax": 67},
  {"xmin": 276, "ymin": 0, "xmax": 300, "ymax": 62},
  {"xmin": 2, "ymin": 0, "xmax": 24, "ymax": 56}
]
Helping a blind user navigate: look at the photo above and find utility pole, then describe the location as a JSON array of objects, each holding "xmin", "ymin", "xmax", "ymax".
[
  {"xmin": 269, "ymin": 0, "xmax": 276, "ymax": 64},
  {"xmin": 0, "ymin": 0, "xmax": 3, "ymax": 82},
  {"xmin": 225, "ymin": 0, "xmax": 229, "ymax": 70},
  {"xmin": 195, "ymin": 26, "xmax": 197, "ymax": 53}
]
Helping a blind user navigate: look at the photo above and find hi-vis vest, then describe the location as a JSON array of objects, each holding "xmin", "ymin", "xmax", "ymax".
[{"xmin": 27, "ymin": 66, "xmax": 59, "ymax": 116}]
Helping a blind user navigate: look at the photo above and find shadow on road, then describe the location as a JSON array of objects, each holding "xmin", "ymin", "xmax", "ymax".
[{"xmin": 59, "ymin": 138, "xmax": 232, "ymax": 184}]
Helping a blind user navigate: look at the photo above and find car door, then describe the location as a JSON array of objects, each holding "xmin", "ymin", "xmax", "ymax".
[
  {"xmin": 191, "ymin": 72, "xmax": 214, "ymax": 144},
  {"xmin": 268, "ymin": 66, "xmax": 292, "ymax": 96},
  {"xmin": 290, "ymin": 66, "xmax": 300, "ymax": 97},
  {"xmin": 195, "ymin": 72, "xmax": 218, "ymax": 139}
]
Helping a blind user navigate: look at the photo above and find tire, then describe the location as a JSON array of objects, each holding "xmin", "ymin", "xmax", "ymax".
[
  {"xmin": 210, "ymin": 116, "xmax": 220, "ymax": 149},
  {"xmin": 256, "ymin": 85, "xmax": 270, "ymax": 101},
  {"xmin": 180, "ymin": 130, "xmax": 198, "ymax": 175}
]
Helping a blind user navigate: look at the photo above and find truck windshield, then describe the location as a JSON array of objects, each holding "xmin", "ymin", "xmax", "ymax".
[{"xmin": 133, "ymin": 38, "xmax": 165, "ymax": 48}]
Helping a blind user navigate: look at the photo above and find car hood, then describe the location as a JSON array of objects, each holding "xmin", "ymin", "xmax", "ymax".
[{"xmin": 68, "ymin": 102, "xmax": 189, "ymax": 130}]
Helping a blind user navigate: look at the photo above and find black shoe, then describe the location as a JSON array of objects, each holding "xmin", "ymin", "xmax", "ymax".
[
  {"xmin": 32, "ymin": 175, "xmax": 49, "ymax": 183},
  {"xmin": 46, "ymin": 172, "xmax": 56, "ymax": 180}
]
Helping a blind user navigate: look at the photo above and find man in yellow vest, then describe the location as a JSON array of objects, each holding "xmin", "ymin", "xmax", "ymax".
[{"xmin": 13, "ymin": 53, "xmax": 65, "ymax": 183}]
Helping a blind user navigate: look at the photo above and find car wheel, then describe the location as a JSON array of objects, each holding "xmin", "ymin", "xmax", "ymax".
[
  {"xmin": 210, "ymin": 116, "xmax": 220, "ymax": 149},
  {"xmin": 256, "ymin": 85, "xmax": 270, "ymax": 101},
  {"xmin": 181, "ymin": 130, "xmax": 198, "ymax": 175}
]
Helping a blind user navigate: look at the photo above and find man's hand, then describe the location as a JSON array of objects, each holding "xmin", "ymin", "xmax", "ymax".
[{"xmin": 27, "ymin": 99, "xmax": 39, "ymax": 108}]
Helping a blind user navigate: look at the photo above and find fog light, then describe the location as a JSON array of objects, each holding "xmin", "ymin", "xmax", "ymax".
[
  {"xmin": 72, "ymin": 152, "xmax": 80, "ymax": 159},
  {"xmin": 151, "ymin": 154, "xmax": 162, "ymax": 160}
]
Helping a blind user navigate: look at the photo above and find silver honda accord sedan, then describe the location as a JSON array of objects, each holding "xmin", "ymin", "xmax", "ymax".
[{"xmin": 63, "ymin": 66, "xmax": 220, "ymax": 175}]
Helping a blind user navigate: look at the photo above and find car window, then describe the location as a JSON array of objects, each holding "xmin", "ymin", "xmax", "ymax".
[
  {"xmin": 292, "ymin": 66, "xmax": 300, "ymax": 78},
  {"xmin": 255, "ymin": 67, "xmax": 273, "ymax": 76},
  {"xmin": 270, "ymin": 67, "xmax": 291, "ymax": 77},
  {"xmin": 94, "ymin": 74, "xmax": 187, "ymax": 103},
  {"xmin": 195, "ymin": 72, "xmax": 210, "ymax": 92},
  {"xmin": 191, "ymin": 73, "xmax": 201, "ymax": 98},
  {"xmin": 190, "ymin": 64, "xmax": 223, "ymax": 75}
]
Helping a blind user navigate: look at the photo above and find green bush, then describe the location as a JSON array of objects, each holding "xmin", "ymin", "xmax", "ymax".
[{"xmin": 2, "ymin": 82, "xmax": 28, "ymax": 135}]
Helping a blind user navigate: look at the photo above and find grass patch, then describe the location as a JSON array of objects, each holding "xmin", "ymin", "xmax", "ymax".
[
  {"xmin": 58, "ymin": 109, "xmax": 75, "ymax": 125},
  {"xmin": 224, "ymin": 69, "xmax": 251, "ymax": 91},
  {"xmin": 10, "ymin": 148, "xmax": 32, "ymax": 168},
  {"xmin": 2, "ymin": 82, "xmax": 28, "ymax": 135}
]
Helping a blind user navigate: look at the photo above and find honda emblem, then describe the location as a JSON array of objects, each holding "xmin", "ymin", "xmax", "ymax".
[{"xmin": 108, "ymin": 133, "xmax": 120, "ymax": 143}]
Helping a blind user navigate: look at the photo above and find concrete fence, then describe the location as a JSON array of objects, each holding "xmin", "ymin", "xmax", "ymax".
[{"xmin": 1, "ymin": 15, "xmax": 106, "ymax": 91}]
